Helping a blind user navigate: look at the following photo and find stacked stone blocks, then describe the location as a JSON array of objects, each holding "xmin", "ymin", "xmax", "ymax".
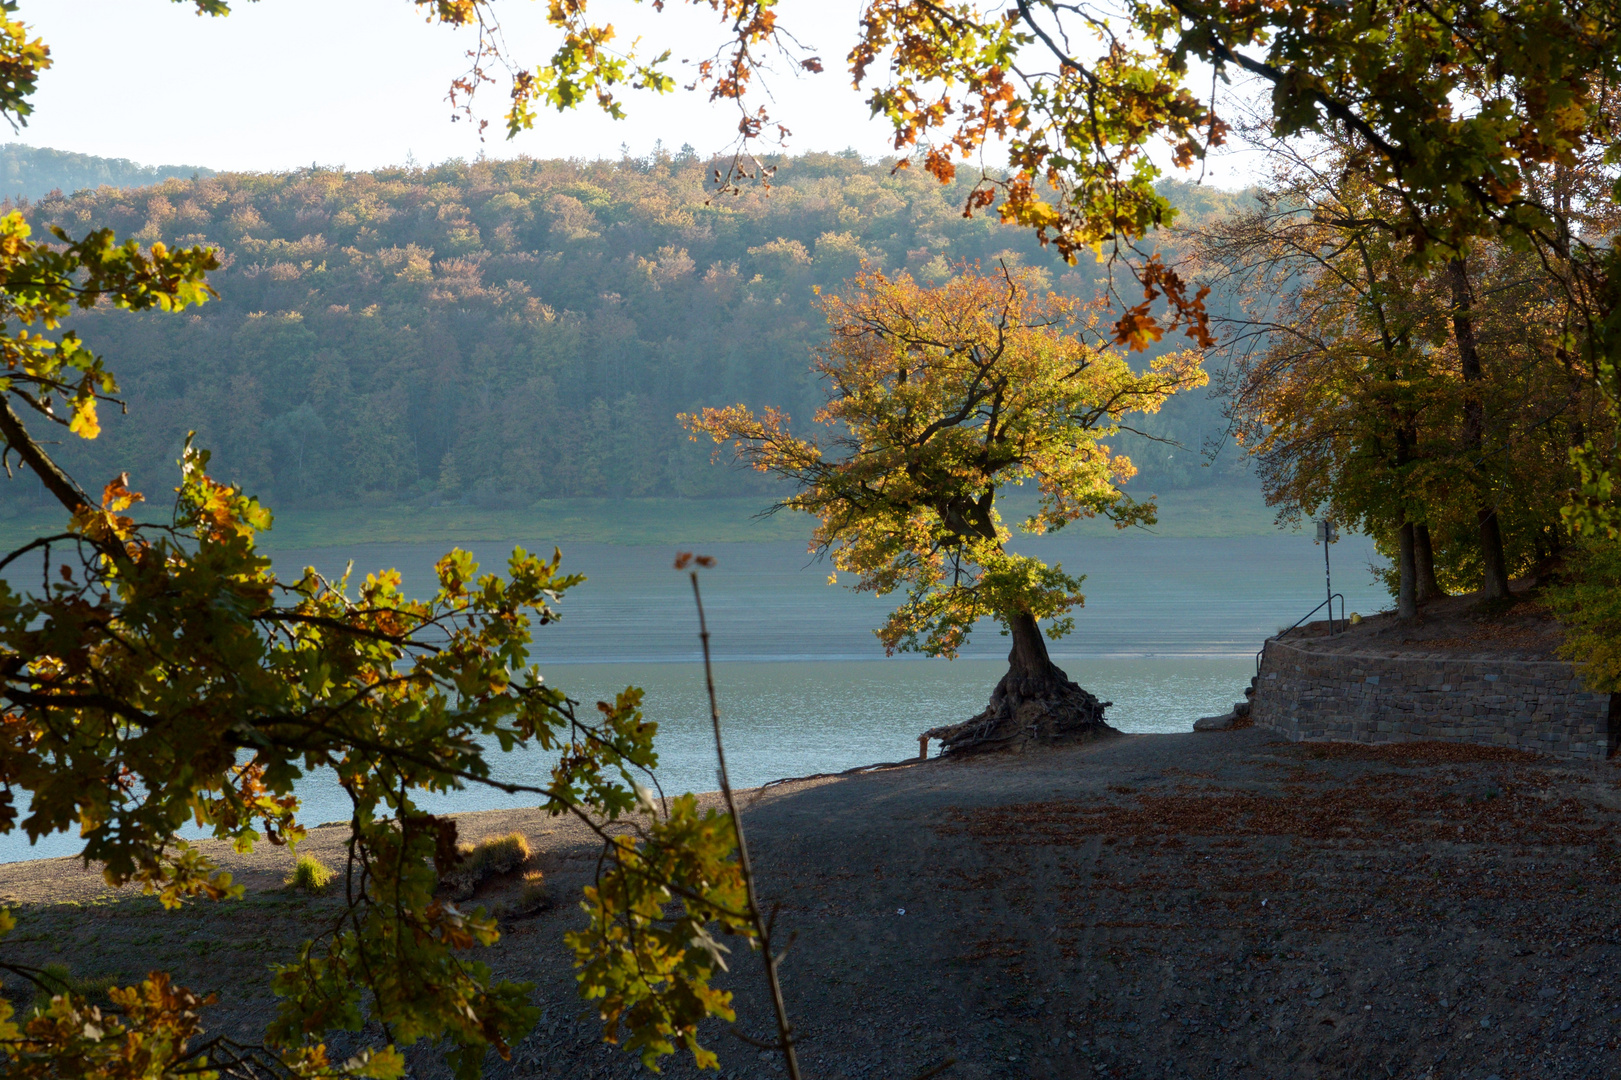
[{"xmin": 1251, "ymin": 639, "xmax": 1616, "ymax": 761}]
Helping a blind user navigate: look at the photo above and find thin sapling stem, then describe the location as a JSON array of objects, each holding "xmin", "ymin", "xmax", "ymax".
[{"xmin": 680, "ymin": 553, "xmax": 802, "ymax": 1080}]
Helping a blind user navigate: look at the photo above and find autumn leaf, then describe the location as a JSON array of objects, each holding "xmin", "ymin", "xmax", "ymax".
[{"xmin": 67, "ymin": 397, "xmax": 99, "ymax": 439}]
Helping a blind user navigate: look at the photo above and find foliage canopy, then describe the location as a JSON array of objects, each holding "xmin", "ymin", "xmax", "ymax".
[
  {"xmin": 1547, "ymin": 537, "xmax": 1621, "ymax": 693},
  {"xmin": 685, "ymin": 264, "xmax": 1205, "ymax": 658}
]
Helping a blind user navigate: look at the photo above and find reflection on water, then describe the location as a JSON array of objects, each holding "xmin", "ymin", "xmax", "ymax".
[{"xmin": 0, "ymin": 533, "xmax": 1390, "ymax": 863}]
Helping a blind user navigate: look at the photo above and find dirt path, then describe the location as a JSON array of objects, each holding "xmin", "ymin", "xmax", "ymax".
[{"xmin": 4, "ymin": 729, "xmax": 1619, "ymax": 1080}]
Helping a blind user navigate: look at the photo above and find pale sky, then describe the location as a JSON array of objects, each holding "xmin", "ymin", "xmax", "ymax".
[{"xmin": 12, "ymin": 0, "xmax": 1260, "ymax": 184}]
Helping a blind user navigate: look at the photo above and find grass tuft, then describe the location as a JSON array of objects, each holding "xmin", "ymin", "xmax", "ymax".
[
  {"xmin": 30, "ymin": 963, "xmax": 121, "ymax": 1012},
  {"xmin": 497, "ymin": 870, "xmax": 551, "ymax": 918},
  {"xmin": 463, "ymin": 831, "xmax": 532, "ymax": 875},
  {"xmin": 285, "ymin": 854, "xmax": 334, "ymax": 894},
  {"xmin": 516, "ymin": 870, "xmax": 549, "ymax": 911},
  {"xmin": 441, "ymin": 831, "xmax": 532, "ymax": 899}
]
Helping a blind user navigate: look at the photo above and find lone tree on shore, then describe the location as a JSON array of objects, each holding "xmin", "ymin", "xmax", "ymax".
[{"xmin": 684, "ymin": 265, "xmax": 1204, "ymax": 752}]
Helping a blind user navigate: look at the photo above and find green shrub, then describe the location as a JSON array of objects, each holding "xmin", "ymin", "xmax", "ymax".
[
  {"xmin": 285, "ymin": 854, "xmax": 334, "ymax": 894},
  {"xmin": 30, "ymin": 963, "xmax": 120, "ymax": 1012},
  {"xmin": 1546, "ymin": 536, "xmax": 1621, "ymax": 692}
]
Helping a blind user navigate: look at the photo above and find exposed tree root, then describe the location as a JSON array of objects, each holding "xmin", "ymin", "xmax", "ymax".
[{"xmin": 924, "ymin": 661, "xmax": 1115, "ymax": 755}]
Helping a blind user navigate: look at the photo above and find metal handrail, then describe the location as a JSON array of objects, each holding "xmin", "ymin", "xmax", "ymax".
[{"xmin": 1254, "ymin": 592, "xmax": 1345, "ymax": 675}]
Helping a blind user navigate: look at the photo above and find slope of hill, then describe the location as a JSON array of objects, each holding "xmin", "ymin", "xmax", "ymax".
[
  {"xmin": 0, "ymin": 143, "xmax": 214, "ymax": 200},
  {"xmin": 7, "ymin": 148, "xmax": 1256, "ymax": 516}
]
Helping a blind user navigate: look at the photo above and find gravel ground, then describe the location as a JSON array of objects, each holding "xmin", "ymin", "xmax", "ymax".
[{"xmin": 4, "ymin": 728, "xmax": 1620, "ymax": 1080}]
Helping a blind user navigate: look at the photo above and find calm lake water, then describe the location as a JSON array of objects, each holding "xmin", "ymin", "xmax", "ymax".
[{"xmin": 0, "ymin": 532, "xmax": 1389, "ymax": 862}]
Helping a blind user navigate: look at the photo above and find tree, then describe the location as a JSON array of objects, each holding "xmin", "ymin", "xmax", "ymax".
[
  {"xmin": 0, "ymin": 7, "xmax": 753, "ymax": 1078},
  {"xmin": 1195, "ymin": 140, "xmax": 1464, "ymax": 615},
  {"xmin": 1416, "ymin": 232, "xmax": 1614, "ymax": 594},
  {"xmin": 1196, "ymin": 129, "xmax": 1612, "ymax": 609},
  {"xmin": 683, "ymin": 264, "xmax": 1204, "ymax": 752}
]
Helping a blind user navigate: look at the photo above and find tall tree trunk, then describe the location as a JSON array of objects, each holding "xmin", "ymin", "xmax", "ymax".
[
  {"xmin": 1414, "ymin": 523, "xmax": 1445, "ymax": 602},
  {"xmin": 1391, "ymin": 415, "xmax": 1422, "ymax": 616},
  {"xmin": 1448, "ymin": 258, "xmax": 1512, "ymax": 600},
  {"xmin": 924, "ymin": 608, "xmax": 1111, "ymax": 753},
  {"xmin": 998, "ymin": 610, "xmax": 1060, "ymax": 702},
  {"xmin": 1477, "ymin": 507, "xmax": 1511, "ymax": 599},
  {"xmin": 1397, "ymin": 522, "xmax": 1418, "ymax": 619}
]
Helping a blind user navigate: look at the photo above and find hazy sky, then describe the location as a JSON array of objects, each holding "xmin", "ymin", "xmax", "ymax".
[{"xmin": 12, "ymin": 0, "xmax": 1258, "ymax": 184}]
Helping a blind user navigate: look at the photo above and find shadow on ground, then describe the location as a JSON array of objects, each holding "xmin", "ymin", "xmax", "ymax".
[{"xmin": 4, "ymin": 729, "xmax": 1619, "ymax": 1080}]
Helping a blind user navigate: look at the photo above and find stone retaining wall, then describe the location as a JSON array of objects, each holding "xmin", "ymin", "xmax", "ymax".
[{"xmin": 1251, "ymin": 639, "xmax": 1618, "ymax": 761}]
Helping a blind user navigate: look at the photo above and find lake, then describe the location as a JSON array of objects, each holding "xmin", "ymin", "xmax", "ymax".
[{"xmin": 0, "ymin": 531, "xmax": 1389, "ymax": 862}]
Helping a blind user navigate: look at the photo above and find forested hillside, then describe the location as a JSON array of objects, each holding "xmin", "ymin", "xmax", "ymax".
[
  {"xmin": 10, "ymin": 149, "xmax": 1251, "ymax": 512},
  {"xmin": 0, "ymin": 143, "xmax": 214, "ymax": 201}
]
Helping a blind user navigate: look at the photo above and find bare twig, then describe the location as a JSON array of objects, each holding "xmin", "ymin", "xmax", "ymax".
[{"xmin": 683, "ymin": 554, "xmax": 802, "ymax": 1080}]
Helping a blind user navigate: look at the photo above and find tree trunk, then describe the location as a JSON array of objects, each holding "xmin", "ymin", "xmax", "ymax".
[
  {"xmin": 1478, "ymin": 506, "xmax": 1512, "ymax": 601},
  {"xmin": 1414, "ymin": 523, "xmax": 1445, "ymax": 603},
  {"xmin": 998, "ymin": 610, "xmax": 1059, "ymax": 701},
  {"xmin": 1448, "ymin": 258, "xmax": 1511, "ymax": 600},
  {"xmin": 1397, "ymin": 522, "xmax": 1418, "ymax": 620},
  {"xmin": 924, "ymin": 609, "xmax": 1112, "ymax": 754}
]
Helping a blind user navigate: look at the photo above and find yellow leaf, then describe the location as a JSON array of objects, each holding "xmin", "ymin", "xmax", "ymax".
[
  {"xmin": 68, "ymin": 397, "xmax": 100, "ymax": 440},
  {"xmin": 351, "ymin": 1045, "xmax": 407, "ymax": 1080}
]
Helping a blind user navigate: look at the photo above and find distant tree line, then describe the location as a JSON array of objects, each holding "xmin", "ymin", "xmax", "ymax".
[
  {"xmin": 6, "ymin": 149, "xmax": 1252, "ymax": 512},
  {"xmin": 0, "ymin": 143, "xmax": 214, "ymax": 201}
]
